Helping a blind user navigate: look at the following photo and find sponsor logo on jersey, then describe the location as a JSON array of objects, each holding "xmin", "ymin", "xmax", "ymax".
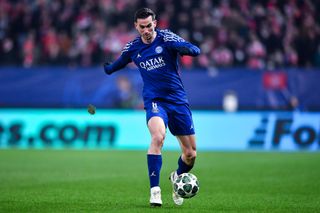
[{"xmin": 139, "ymin": 56, "xmax": 166, "ymax": 71}]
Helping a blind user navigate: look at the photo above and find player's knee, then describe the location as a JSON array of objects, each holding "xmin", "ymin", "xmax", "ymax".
[
  {"xmin": 151, "ymin": 133, "xmax": 165, "ymax": 147},
  {"xmin": 184, "ymin": 150, "xmax": 197, "ymax": 164}
]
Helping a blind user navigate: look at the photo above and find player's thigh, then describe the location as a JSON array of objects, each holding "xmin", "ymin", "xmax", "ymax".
[
  {"xmin": 147, "ymin": 116, "xmax": 166, "ymax": 137},
  {"xmin": 145, "ymin": 101, "xmax": 168, "ymax": 137}
]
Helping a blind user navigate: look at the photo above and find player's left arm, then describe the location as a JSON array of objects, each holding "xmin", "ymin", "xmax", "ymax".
[
  {"xmin": 164, "ymin": 31, "xmax": 200, "ymax": 56},
  {"xmin": 171, "ymin": 41, "xmax": 201, "ymax": 57}
]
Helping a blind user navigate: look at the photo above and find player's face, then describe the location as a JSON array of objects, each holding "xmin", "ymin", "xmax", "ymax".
[{"xmin": 135, "ymin": 16, "xmax": 157, "ymax": 44}]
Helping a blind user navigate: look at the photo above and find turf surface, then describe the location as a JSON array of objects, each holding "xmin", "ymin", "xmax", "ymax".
[{"xmin": 0, "ymin": 150, "xmax": 319, "ymax": 212}]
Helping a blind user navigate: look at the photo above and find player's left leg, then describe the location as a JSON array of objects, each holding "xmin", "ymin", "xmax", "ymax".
[
  {"xmin": 167, "ymin": 103, "xmax": 197, "ymax": 205},
  {"xmin": 169, "ymin": 135, "xmax": 196, "ymax": 205},
  {"xmin": 168, "ymin": 103, "xmax": 197, "ymax": 174},
  {"xmin": 177, "ymin": 134, "xmax": 197, "ymax": 172}
]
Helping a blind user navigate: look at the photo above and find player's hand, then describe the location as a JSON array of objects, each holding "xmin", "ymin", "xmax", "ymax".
[{"xmin": 103, "ymin": 62, "xmax": 113, "ymax": 75}]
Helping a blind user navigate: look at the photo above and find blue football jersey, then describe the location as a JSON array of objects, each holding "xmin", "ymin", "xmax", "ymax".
[{"xmin": 104, "ymin": 29, "xmax": 200, "ymax": 105}]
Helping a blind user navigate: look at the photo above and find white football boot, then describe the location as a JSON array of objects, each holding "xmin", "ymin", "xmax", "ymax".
[
  {"xmin": 150, "ymin": 186, "xmax": 162, "ymax": 207},
  {"xmin": 169, "ymin": 171, "xmax": 184, "ymax": 205}
]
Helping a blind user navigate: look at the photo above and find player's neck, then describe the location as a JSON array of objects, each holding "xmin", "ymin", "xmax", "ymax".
[{"xmin": 142, "ymin": 31, "xmax": 157, "ymax": 44}]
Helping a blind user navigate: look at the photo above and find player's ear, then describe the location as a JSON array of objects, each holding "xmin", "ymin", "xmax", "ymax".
[
  {"xmin": 134, "ymin": 22, "xmax": 138, "ymax": 30},
  {"xmin": 153, "ymin": 20, "xmax": 157, "ymax": 28}
]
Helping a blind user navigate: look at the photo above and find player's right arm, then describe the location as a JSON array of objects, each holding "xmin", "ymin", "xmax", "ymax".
[
  {"xmin": 104, "ymin": 41, "xmax": 134, "ymax": 75},
  {"xmin": 104, "ymin": 55, "xmax": 131, "ymax": 75}
]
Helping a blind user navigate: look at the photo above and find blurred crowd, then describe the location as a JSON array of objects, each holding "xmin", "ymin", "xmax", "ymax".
[{"xmin": 0, "ymin": 0, "xmax": 319, "ymax": 69}]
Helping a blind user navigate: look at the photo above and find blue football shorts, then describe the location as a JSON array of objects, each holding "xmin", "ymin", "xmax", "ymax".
[{"xmin": 145, "ymin": 100, "xmax": 195, "ymax": 136}]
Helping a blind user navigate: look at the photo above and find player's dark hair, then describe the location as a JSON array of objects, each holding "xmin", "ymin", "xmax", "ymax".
[{"xmin": 134, "ymin": 8, "xmax": 156, "ymax": 22}]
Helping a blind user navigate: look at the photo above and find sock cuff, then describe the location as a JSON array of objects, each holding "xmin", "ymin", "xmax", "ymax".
[
  {"xmin": 178, "ymin": 156, "xmax": 190, "ymax": 166},
  {"xmin": 177, "ymin": 156, "xmax": 193, "ymax": 175},
  {"xmin": 147, "ymin": 154, "xmax": 162, "ymax": 159}
]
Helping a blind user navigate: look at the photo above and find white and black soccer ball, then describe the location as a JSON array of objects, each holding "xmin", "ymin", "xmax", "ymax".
[{"xmin": 173, "ymin": 173, "xmax": 200, "ymax": 198}]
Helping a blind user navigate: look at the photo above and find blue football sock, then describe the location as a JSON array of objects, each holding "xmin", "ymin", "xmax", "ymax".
[
  {"xmin": 176, "ymin": 156, "xmax": 193, "ymax": 175},
  {"xmin": 147, "ymin": 154, "xmax": 162, "ymax": 188}
]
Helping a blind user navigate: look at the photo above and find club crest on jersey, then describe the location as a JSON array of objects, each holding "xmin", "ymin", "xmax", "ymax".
[{"xmin": 155, "ymin": 46, "xmax": 163, "ymax": 54}]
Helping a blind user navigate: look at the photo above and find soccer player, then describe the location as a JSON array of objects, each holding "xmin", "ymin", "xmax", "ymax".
[{"xmin": 104, "ymin": 8, "xmax": 200, "ymax": 207}]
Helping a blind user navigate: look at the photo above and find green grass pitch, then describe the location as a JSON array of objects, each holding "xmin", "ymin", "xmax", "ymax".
[{"xmin": 0, "ymin": 150, "xmax": 319, "ymax": 212}]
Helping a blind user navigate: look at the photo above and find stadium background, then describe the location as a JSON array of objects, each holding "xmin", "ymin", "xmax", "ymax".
[
  {"xmin": 1, "ymin": 1, "xmax": 320, "ymax": 212},
  {"xmin": 0, "ymin": 0, "xmax": 319, "ymax": 151}
]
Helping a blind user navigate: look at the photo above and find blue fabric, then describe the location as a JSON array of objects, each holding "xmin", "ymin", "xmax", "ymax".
[
  {"xmin": 147, "ymin": 154, "xmax": 162, "ymax": 188},
  {"xmin": 105, "ymin": 29, "xmax": 200, "ymax": 106},
  {"xmin": 145, "ymin": 100, "xmax": 195, "ymax": 136},
  {"xmin": 176, "ymin": 156, "xmax": 193, "ymax": 175}
]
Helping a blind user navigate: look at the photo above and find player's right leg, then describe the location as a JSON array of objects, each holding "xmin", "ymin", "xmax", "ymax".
[{"xmin": 147, "ymin": 115, "xmax": 167, "ymax": 207}]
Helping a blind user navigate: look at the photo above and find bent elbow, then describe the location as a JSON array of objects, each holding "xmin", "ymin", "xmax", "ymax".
[{"xmin": 193, "ymin": 46, "xmax": 201, "ymax": 56}]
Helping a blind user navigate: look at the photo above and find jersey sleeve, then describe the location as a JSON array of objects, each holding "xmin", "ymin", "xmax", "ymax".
[
  {"xmin": 162, "ymin": 30, "xmax": 201, "ymax": 56},
  {"xmin": 104, "ymin": 42, "xmax": 133, "ymax": 75}
]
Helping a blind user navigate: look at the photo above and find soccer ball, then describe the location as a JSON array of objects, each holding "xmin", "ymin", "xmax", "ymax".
[{"xmin": 173, "ymin": 173, "xmax": 199, "ymax": 198}]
